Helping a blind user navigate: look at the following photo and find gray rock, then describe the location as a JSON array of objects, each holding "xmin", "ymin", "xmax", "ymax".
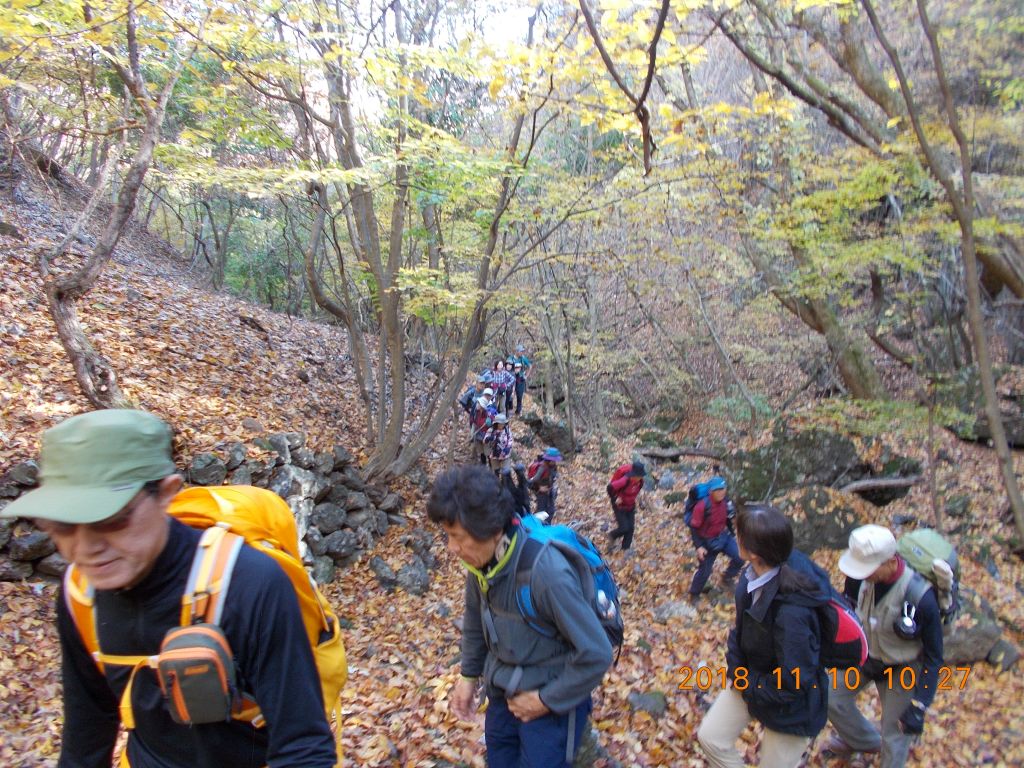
[
  {"xmin": 283, "ymin": 432, "xmax": 306, "ymax": 450},
  {"xmin": 945, "ymin": 494, "xmax": 971, "ymax": 519},
  {"xmin": 0, "ymin": 480, "xmax": 20, "ymax": 498},
  {"xmin": 225, "ymin": 442, "xmax": 248, "ymax": 471},
  {"xmin": 36, "ymin": 552, "xmax": 69, "ymax": 577},
  {"xmin": 0, "ymin": 519, "xmax": 12, "ymax": 549},
  {"xmin": 314, "ymin": 451, "xmax": 335, "ymax": 475},
  {"xmin": 401, "ymin": 529, "xmax": 438, "ymax": 569},
  {"xmin": 344, "ymin": 510, "xmax": 373, "ymax": 530},
  {"xmin": 8, "ymin": 531, "xmax": 56, "ymax": 561},
  {"xmin": 6, "ymin": 460, "xmax": 39, "ymax": 487},
  {"xmin": 230, "ymin": 465, "xmax": 253, "ymax": 486},
  {"xmin": 241, "ymin": 458, "xmax": 274, "ymax": 486},
  {"xmin": 386, "ymin": 513, "xmax": 408, "ymax": 527},
  {"xmin": 404, "ymin": 466, "xmax": 430, "ymax": 490},
  {"xmin": 379, "ymin": 493, "xmax": 404, "ymax": 515},
  {"xmin": 305, "ymin": 526, "xmax": 328, "ymax": 557},
  {"xmin": 325, "ymin": 484, "xmax": 350, "ymax": 506},
  {"xmin": 340, "ymin": 466, "xmax": 366, "ymax": 492},
  {"xmin": 345, "ymin": 491, "xmax": 371, "ymax": 512},
  {"xmin": 369, "ymin": 555, "xmax": 398, "ymax": 589},
  {"xmin": 288, "ymin": 497, "xmax": 314, "ymax": 540},
  {"xmin": 311, "ymin": 556, "xmax": 336, "ymax": 585},
  {"xmin": 332, "ymin": 444, "xmax": 354, "ymax": 469},
  {"xmin": 291, "ymin": 447, "xmax": 316, "ymax": 470},
  {"xmin": 773, "ymin": 486, "xmax": 871, "ymax": 553},
  {"xmin": 987, "ymin": 638, "xmax": 1021, "ymax": 671},
  {"xmin": 944, "ymin": 588, "xmax": 1004, "ymax": 665},
  {"xmin": 653, "ymin": 600, "xmax": 698, "ymax": 623},
  {"xmin": 657, "ymin": 470, "xmax": 676, "ymax": 491},
  {"xmin": 0, "ymin": 558, "xmax": 33, "ymax": 581},
  {"xmin": 396, "ymin": 555, "xmax": 430, "ymax": 596},
  {"xmin": 189, "ymin": 453, "xmax": 228, "ymax": 486},
  {"xmin": 520, "ymin": 412, "xmax": 578, "ymax": 458},
  {"xmin": 323, "ymin": 530, "xmax": 358, "ymax": 560},
  {"xmin": 365, "ymin": 484, "xmax": 387, "ymax": 506},
  {"xmin": 372, "ymin": 510, "xmax": 389, "ymax": 536},
  {"xmin": 312, "ymin": 503, "xmax": 347, "ymax": 535},
  {"xmin": 267, "ymin": 433, "xmax": 292, "ymax": 465},
  {"xmin": 268, "ymin": 465, "xmax": 319, "ymax": 500},
  {"xmin": 241, "ymin": 417, "xmax": 264, "ymax": 433},
  {"xmin": 626, "ymin": 690, "xmax": 668, "ymax": 718}
]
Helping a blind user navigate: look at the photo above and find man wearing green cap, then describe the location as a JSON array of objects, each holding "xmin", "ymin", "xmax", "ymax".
[{"xmin": 2, "ymin": 409, "xmax": 337, "ymax": 768}]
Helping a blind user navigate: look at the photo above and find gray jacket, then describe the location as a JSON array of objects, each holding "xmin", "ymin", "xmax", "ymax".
[{"xmin": 460, "ymin": 532, "xmax": 613, "ymax": 714}]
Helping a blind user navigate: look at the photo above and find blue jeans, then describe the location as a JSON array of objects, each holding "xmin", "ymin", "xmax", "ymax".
[
  {"xmin": 689, "ymin": 532, "xmax": 743, "ymax": 597},
  {"xmin": 485, "ymin": 694, "xmax": 592, "ymax": 768}
]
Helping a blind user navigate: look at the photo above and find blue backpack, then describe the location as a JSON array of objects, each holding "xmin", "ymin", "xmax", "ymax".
[
  {"xmin": 515, "ymin": 515, "xmax": 624, "ymax": 658},
  {"xmin": 683, "ymin": 481, "xmax": 713, "ymax": 527}
]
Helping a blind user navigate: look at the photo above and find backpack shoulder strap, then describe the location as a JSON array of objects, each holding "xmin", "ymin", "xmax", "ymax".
[
  {"xmin": 63, "ymin": 565, "xmax": 103, "ymax": 672},
  {"xmin": 903, "ymin": 570, "xmax": 933, "ymax": 610},
  {"xmin": 180, "ymin": 524, "xmax": 245, "ymax": 626}
]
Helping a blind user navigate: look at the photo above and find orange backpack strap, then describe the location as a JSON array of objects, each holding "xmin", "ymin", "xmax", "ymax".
[
  {"xmin": 180, "ymin": 525, "xmax": 244, "ymax": 626},
  {"xmin": 63, "ymin": 566, "xmax": 103, "ymax": 672}
]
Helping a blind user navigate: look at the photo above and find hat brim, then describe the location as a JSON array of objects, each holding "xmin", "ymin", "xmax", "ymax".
[
  {"xmin": 838, "ymin": 549, "xmax": 886, "ymax": 580},
  {"xmin": 545, "ymin": 455, "xmax": 563, "ymax": 462},
  {"xmin": 0, "ymin": 482, "xmax": 143, "ymax": 525}
]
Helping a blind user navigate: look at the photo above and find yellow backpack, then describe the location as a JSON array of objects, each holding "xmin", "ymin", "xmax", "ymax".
[{"xmin": 63, "ymin": 485, "xmax": 347, "ymax": 764}]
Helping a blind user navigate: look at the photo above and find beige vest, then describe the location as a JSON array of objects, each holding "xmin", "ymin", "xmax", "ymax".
[{"xmin": 858, "ymin": 567, "xmax": 923, "ymax": 665}]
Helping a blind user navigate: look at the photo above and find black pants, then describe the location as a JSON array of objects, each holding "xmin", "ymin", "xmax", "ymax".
[{"xmin": 609, "ymin": 504, "xmax": 636, "ymax": 550}]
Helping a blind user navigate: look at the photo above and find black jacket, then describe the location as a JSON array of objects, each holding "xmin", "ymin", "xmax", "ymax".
[
  {"xmin": 726, "ymin": 557, "xmax": 829, "ymax": 738},
  {"xmin": 57, "ymin": 519, "xmax": 337, "ymax": 768}
]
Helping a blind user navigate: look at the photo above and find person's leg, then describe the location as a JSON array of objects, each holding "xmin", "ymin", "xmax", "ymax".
[
  {"xmin": 826, "ymin": 670, "xmax": 882, "ymax": 753},
  {"xmin": 877, "ymin": 668, "xmax": 918, "ymax": 768},
  {"xmin": 609, "ymin": 503, "xmax": 625, "ymax": 542},
  {"xmin": 515, "ymin": 381, "xmax": 526, "ymax": 415},
  {"xmin": 721, "ymin": 535, "xmax": 744, "ymax": 581},
  {"xmin": 696, "ymin": 685, "xmax": 750, "ymax": 768},
  {"xmin": 484, "ymin": 695, "xmax": 522, "ymax": 768},
  {"xmin": 519, "ymin": 697, "xmax": 592, "ymax": 768},
  {"xmin": 689, "ymin": 549, "xmax": 719, "ymax": 597},
  {"xmin": 759, "ymin": 728, "xmax": 810, "ymax": 768},
  {"xmin": 620, "ymin": 508, "xmax": 636, "ymax": 550}
]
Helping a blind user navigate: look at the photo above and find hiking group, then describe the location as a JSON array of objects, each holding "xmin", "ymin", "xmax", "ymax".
[
  {"xmin": 6, "ymin": 384, "xmax": 951, "ymax": 768},
  {"xmin": 439, "ymin": 365, "xmax": 953, "ymax": 768}
]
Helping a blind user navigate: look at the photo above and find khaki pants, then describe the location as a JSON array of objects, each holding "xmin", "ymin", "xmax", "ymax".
[{"xmin": 697, "ymin": 686, "xmax": 810, "ymax": 768}]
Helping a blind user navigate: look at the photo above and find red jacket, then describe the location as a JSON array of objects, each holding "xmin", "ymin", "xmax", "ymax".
[
  {"xmin": 690, "ymin": 497, "xmax": 730, "ymax": 540},
  {"xmin": 609, "ymin": 465, "xmax": 643, "ymax": 510}
]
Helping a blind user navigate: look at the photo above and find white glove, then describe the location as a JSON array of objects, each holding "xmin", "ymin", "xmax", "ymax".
[{"xmin": 932, "ymin": 558, "xmax": 954, "ymax": 592}]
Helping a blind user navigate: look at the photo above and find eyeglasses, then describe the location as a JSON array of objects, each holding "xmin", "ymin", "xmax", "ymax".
[{"xmin": 34, "ymin": 490, "xmax": 151, "ymax": 537}]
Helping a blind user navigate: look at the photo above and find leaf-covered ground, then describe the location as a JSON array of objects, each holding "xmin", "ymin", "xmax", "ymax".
[{"xmin": 2, "ymin": 201, "xmax": 1023, "ymax": 766}]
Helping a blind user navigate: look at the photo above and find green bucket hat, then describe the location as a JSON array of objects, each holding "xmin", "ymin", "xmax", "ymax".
[{"xmin": 1, "ymin": 409, "xmax": 177, "ymax": 524}]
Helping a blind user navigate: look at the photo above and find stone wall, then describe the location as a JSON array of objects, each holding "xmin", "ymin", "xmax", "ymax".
[{"xmin": 0, "ymin": 432, "xmax": 408, "ymax": 584}]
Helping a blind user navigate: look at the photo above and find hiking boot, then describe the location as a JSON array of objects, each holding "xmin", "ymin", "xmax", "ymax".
[{"xmin": 821, "ymin": 735, "xmax": 880, "ymax": 758}]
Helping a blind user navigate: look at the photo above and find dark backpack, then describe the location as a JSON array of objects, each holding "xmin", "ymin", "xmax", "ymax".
[
  {"xmin": 817, "ymin": 593, "xmax": 869, "ymax": 669},
  {"xmin": 458, "ymin": 387, "xmax": 476, "ymax": 414},
  {"xmin": 514, "ymin": 515, "xmax": 624, "ymax": 658}
]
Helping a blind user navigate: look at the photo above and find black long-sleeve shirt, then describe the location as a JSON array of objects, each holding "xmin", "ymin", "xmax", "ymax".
[{"xmin": 57, "ymin": 518, "xmax": 337, "ymax": 768}]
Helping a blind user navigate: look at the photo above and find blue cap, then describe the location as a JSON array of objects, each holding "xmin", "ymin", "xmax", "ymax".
[
  {"xmin": 708, "ymin": 476, "xmax": 727, "ymax": 491},
  {"xmin": 543, "ymin": 447, "xmax": 563, "ymax": 462}
]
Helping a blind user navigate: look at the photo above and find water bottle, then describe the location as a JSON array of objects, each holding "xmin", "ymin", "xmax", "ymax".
[{"xmin": 596, "ymin": 589, "xmax": 616, "ymax": 621}]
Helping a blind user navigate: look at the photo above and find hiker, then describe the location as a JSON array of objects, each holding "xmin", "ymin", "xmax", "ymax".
[
  {"xmin": 825, "ymin": 525, "xmax": 944, "ymax": 768},
  {"xmin": 606, "ymin": 461, "xmax": 646, "ymax": 553},
  {"xmin": 687, "ymin": 476, "xmax": 744, "ymax": 602},
  {"xmin": 490, "ymin": 359, "xmax": 513, "ymax": 415},
  {"xmin": 697, "ymin": 504, "xmax": 830, "ymax": 768},
  {"xmin": 503, "ymin": 358, "xmax": 517, "ymax": 414},
  {"xmin": 470, "ymin": 389, "xmax": 497, "ymax": 465},
  {"xmin": 1, "ymin": 410, "xmax": 337, "ymax": 768},
  {"xmin": 527, "ymin": 447, "xmax": 563, "ymax": 523},
  {"xmin": 511, "ymin": 345, "xmax": 531, "ymax": 415},
  {"xmin": 484, "ymin": 412, "xmax": 514, "ymax": 474},
  {"xmin": 428, "ymin": 466, "xmax": 613, "ymax": 768},
  {"xmin": 458, "ymin": 375, "xmax": 487, "ymax": 421}
]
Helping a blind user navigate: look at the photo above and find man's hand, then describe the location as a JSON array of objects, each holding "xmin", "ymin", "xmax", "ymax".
[
  {"xmin": 507, "ymin": 690, "xmax": 550, "ymax": 723},
  {"xmin": 898, "ymin": 700, "xmax": 926, "ymax": 735},
  {"xmin": 697, "ymin": 547, "xmax": 708, "ymax": 562},
  {"xmin": 450, "ymin": 677, "xmax": 479, "ymax": 721}
]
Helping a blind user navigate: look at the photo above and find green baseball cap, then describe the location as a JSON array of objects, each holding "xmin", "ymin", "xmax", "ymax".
[{"xmin": 1, "ymin": 409, "xmax": 178, "ymax": 524}]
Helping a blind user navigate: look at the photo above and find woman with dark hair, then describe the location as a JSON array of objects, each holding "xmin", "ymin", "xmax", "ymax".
[
  {"xmin": 427, "ymin": 466, "xmax": 612, "ymax": 768},
  {"xmin": 697, "ymin": 504, "xmax": 830, "ymax": 768}
]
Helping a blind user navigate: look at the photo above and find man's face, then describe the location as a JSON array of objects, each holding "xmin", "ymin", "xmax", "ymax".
[
  {"xmin": 710, "ymin": 488, "xmax": 727, "ymax": 503},
  {"xmin": 37, "ymin": 476, "xmax": 180, "ymax": 590},
  {"xmin": 864, "ymin": 557, "xmax": 898, "ymax": 584},
  {"xmin": 442, "ymin": 521, "xmax": 500, "ymax": 569}
]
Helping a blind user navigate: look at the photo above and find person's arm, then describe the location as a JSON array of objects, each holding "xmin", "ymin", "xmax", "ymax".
[
  {"xmin": 907, "ymin": 588, "xmax": 944, "ymax": 715},
  {"xmin": 690, "ymin": 499, "xmax": 707, "ymax": 530},
  {"xmin": 231, "ymin": 555, "xmax": 337, "ymax": 768},
  {"xmin": 56, "ymin": 593, "xmax": 120, "ymax": 768},
  {"xmin": 608, "ymin": 474, "xmax": 629, "ymax": 493},
  {"xmin": 742, "ymin": 603, "xmax": 820, "ymax": 708},
  {"xmin": 530, "ymin": 551, "xmax": 613, "ymax": 713},
  {"xmin": 460, "ymin": 575, "xmax": 488, "ymax": 679}
]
